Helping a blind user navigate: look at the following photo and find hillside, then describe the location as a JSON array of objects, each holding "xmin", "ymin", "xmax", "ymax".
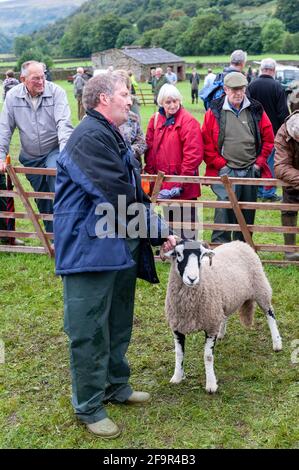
[
  {"xmin": 7, "ymin": 0, "xmax": 299, "ymax": 56},
  {"xmin": 0, "ymin": 0, "xmax": 86, "ymax": 51}
]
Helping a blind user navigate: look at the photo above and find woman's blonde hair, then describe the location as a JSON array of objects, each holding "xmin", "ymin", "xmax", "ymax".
[{"xmin": 157, "ymin": 84, "xmax": 183, "ymax": 107}]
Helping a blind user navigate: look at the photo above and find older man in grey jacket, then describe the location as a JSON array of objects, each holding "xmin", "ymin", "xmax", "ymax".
[{"xmin": 0, "ymin": 60, "xmax": 73, "ymax": 233}]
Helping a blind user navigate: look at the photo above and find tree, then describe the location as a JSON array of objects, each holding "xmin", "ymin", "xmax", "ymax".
[
  {"xmin": 14, "ymin": 36, "xmax": 33, "ymax": 57},
  {"xmin": 281, "ymin": 32, "xmax": 299, "ymax": 54},
  {"xmin": 16, "ymin": 49, "xmax": 53, "ymax": 71},
  {"xmin": 60, "ymin": 14, "xmax": 94, "ymax": 57},
  {"xmin": 233, "ymin": 24, "xmax": 262, "ymax": 54},
  {"xmin": 261, "ymin": 18, "xmax": 286, "ymax": 53},
  {"xmin": 137, "ymin": 13, "xmax": 166, "ymax": 33},
  {"xmin": 115, "ymin": 28, "xmax": 139, "ymax": 49},
  {"xmin": 176, "ymin": 12, "xmax": 222, "ymax": 55},
  {"xmin": 276, "ymin": 0, "xmax": 299, "ymax": 33},
  {"xmin": 0, "ymin": 31, "xmax": 12, "ymax": 53},
  {"xmin": 149, "ymin": 16, "xmax": 190, "ymax": 53},
  {"xmin": 92, "ymin": 14, "xmax": 130, "ymax": 52},
  {"xmin": 135, "ymin": 29, "xmax": 159, "ymax": 47},
  {"xmin": 200, "ymin": 21, "xmax": 239, "ymax": 54}
]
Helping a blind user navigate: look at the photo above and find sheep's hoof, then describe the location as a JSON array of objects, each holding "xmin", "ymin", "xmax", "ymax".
[
  {"xmin": 273, "ymin": 338, "xmax": 282, "ymax": 352},
  {"xmin": 205, "ymin": 383, "xmax": 218, "ymax": 394},
  {"xmin": 170, "ymin": 374, "xmax": 185, "ymax": 384}
]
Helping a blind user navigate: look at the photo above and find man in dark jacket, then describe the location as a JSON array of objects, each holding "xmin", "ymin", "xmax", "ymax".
[
  {"xmin": 248, "ymin": 58, "xmax": 289, "ymax": 201},
  {"xmin": 54, "ymin": 71, "xmax": 175, "ymax": 438},
  {"xmin": 189, "ymin": 67, "xmax": 200, "ymax": 104}
]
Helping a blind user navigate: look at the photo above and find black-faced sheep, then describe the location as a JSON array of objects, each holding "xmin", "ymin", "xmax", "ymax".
[{"xmin": 163, "ymin": 240, "xmax": 282, "ymax": 393}]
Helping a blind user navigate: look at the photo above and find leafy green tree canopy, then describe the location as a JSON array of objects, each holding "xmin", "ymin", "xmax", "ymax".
[
  {"xmin": 16, "ymin": 49, "xmax": 53, "ymax": 71},
  {"xmin": 261, "ymin": 18, "xmax": 286, "ymax": 53},
  {"xmin": 14, "ymin": 36, "xmax": 33, "ymax": 57},
  {"xmin": 276, "ymin": 0, "xmax": 299, "ymax": 33}
]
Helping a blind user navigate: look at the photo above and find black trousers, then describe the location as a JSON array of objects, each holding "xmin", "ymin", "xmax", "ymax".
[
  {"xmin": 211, "ymin": 166, "xmax": 258, "ymax": 243},
  {"xmin": 191, "ymin": 89, "xmax": 198, "ymax": 102}
]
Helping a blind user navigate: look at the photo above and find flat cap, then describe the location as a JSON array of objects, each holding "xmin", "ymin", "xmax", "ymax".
[{"xmin": 224, "ymin": 72, "xmax": 248, "ymax": 88}]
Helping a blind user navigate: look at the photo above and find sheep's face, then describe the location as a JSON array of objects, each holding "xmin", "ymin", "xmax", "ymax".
[{"xmin": 165, "ymin": 240, "xmax": 214, "ymax": 287}]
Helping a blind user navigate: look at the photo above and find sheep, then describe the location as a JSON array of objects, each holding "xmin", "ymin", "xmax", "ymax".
[{"xmin": 162, "ymin": 239, "xmax": 282, "ymax": 393}]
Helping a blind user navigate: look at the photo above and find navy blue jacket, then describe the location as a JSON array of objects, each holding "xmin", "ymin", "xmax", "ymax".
[{"xmin": 54, "ymin": 108, "xmax": 168, "ymax": 277}]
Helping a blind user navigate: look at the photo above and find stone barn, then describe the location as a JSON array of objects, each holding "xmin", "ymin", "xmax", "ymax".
[{"xmin": 91, "ymin": 46, "xmax": 186, "ymax": 82}]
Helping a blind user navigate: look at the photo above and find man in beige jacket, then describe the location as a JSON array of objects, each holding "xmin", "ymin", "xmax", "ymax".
[{"xmin": 274, "ymin": 111, "xmax": 299, "ymax": 261}]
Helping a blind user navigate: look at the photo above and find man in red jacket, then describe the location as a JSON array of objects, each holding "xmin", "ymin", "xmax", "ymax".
[{"xmin": 202, "ymin": 72, "xmax": 274, "ymax": 243}]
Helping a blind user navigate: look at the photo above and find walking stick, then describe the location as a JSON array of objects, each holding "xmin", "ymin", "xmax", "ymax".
[{"xmin": 5, "ymin": 154, "xmax": 16, "ymax": 245}]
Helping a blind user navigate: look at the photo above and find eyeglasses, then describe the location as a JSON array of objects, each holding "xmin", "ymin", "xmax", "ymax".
[{"xmin": 29, "ymin": 76, "xmax": 45, "ymax": 83}]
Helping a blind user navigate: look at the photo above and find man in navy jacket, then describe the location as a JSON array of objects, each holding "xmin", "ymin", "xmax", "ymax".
[
  {"xmin": 247, "ymin": 58, "xmax": 289, "ymax": 201},
  {"xmin": 54, "ymin": 71, "xmax": 175, "ymax": 438}
]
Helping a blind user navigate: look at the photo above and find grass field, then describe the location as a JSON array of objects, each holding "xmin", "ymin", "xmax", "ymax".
[
  {"xmin": 183, "ymin": 54, "xmax": 299, "ymax": 64},
  {"xmin": 0, "ymin": 77, "xmax": 298, "ymax": 449},
  {"xmin": 0, "ymin": 54, "xmax": 298, "ymax": 71}
]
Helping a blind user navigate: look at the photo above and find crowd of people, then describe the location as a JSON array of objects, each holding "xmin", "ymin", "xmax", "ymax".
[{"xmin": 0, "ymin": 54, "xmax": 298, "ymax": 438}]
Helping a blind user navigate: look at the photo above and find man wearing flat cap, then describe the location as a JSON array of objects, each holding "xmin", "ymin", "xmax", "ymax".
[
  {"xmin": 202, "ymin": 71, "xmax": 274, "ymax": 243},
  {"xmin": 274, "ymin": 111, "xmax": 299, "ymax": 261}
]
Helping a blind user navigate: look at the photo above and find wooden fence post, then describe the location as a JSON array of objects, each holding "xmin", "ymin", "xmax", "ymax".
[
  {"xmin": 6, "ymin": 164, "xmax": 54, "ymax": 257},
  {"xmin": 221, "ymin": 174, "xmax": 256, "ymax": 251},
  {"xmin": 151, "ymin": 171, "xmax": 165, "ymax": 203}
]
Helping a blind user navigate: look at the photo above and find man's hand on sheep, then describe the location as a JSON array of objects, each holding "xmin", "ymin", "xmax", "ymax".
[{"xmin": 160, "ymin": 235, "xmax": 177, "ymax": 260}]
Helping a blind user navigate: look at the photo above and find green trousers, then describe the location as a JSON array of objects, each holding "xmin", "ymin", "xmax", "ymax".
[{"xmin": 63, "ymin": 239, "xmax": 140, "ymax": 424}]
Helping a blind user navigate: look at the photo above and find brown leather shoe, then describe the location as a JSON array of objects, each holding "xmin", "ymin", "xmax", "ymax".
[
  {"xmin": 126, "ymin": 391, "xmax": 150, "ymax": 404},
  {"xmin": 86, "ymin": 417, "xmax": 121, "ymax": 438}
]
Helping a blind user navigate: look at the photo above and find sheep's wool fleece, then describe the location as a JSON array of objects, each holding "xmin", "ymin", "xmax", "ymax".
[{"xmin": 165, "ymin": 241, "xmax": 272, "ymax": 335}]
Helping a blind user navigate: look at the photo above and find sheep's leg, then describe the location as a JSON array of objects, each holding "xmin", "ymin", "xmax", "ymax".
[
  {"xmin": 256, "ymin": 296, "xmax": 282, "ymax": 351},
  {"xmin": 204, "ymin": 333, "xmax": 218, "ymax": 393},
  {"xmin": 266, "ymin": 307, "xmax": 282, "ymax": 351},
  {"xmin": 217, "ymin": 318, "xmax": 227, "ymax": 340},
  {"xmin": 170, "ymin": 330, "xmax": 186, "ymax": 384}
]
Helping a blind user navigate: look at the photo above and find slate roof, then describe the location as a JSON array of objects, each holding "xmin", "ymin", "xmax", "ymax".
[{"xmin": 121, "ymin": 47, "xmax": 184, "ymax": 65}]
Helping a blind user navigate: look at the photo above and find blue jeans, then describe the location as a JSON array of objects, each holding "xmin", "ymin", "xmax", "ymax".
[
  {"xmin": 257, "ymin": 148, "xmax": 276, "ymax": 199},
  {"xmin": 19, "ymin": 147, "xmax": 59, "ymax": 233}
]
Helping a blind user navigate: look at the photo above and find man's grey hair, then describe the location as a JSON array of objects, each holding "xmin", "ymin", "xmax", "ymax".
[
  {"xmin": 21, "ymin": 61, "xmax": 43, "ymax": 77},
  {"xmin": 230, "ymin": 50, "xmax": 247, "ymax": 65},
  {"xmin": 261, "ymin": 58, "xmax": 276, "ymax": 71},
  {"xmin": 82, "ymin": 70, "xmax": 130, "ymax": 110}
]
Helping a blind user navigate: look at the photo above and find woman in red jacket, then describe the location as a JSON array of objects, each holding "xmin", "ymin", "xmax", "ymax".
[{"xmin": 144, "ymin": 84, "xmax": 204, "ymax": 239}]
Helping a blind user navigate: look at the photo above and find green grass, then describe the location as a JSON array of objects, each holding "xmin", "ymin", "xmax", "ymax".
[
  {"xmin": 183, "ymin": 54, "xmax": 299, "ymax": 64},
  {"xmin": 0, "ymin": 77, "xmax": 299, "ymax": 449},
  {"xmin": 231, "ymin": 0, "xmax": 277, "ymax": 26}
]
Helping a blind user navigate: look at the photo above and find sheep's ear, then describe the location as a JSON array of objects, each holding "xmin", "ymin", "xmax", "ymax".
[{"xmin": 200, "ymin": 245, "xmax": 215, "ymax": 266}]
